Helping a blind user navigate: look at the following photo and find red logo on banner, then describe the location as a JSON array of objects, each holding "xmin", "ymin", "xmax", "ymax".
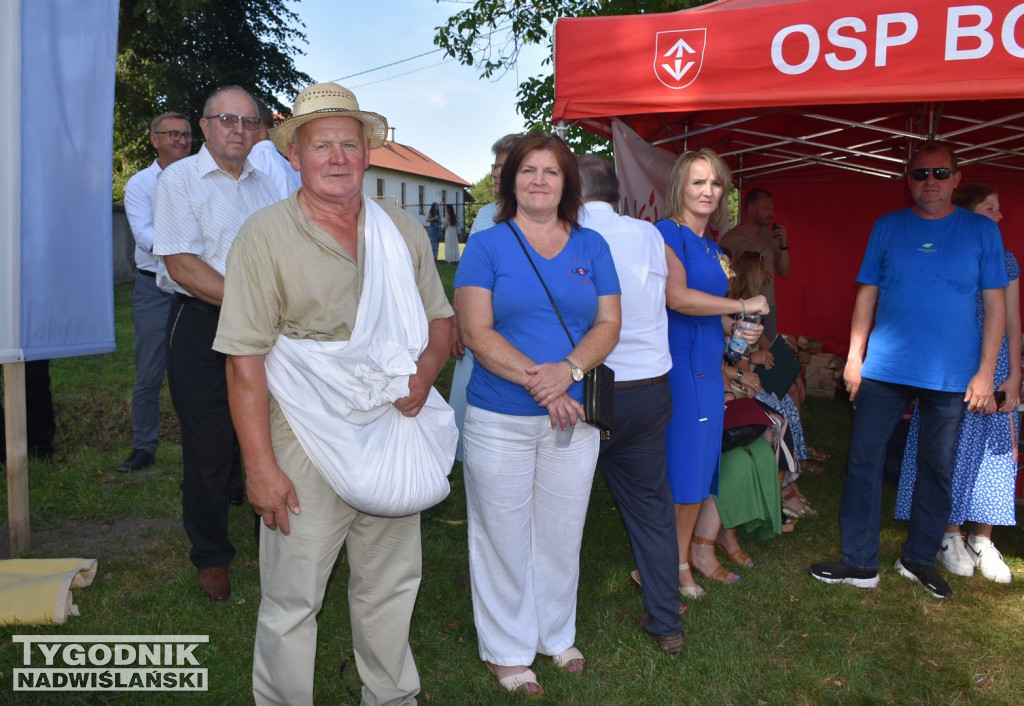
[{"xmin": 654, "ymin": 29, "xmax": 706, "ymax": 90}]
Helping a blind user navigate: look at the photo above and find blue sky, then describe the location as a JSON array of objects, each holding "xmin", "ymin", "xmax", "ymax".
[{"xmin": 285, "ymin": 0, "xmax": 549, "ymax": 185}]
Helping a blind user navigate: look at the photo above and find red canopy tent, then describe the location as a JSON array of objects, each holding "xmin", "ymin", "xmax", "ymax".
[{"xmin": 553, "ymin": 0, "xmax": 1024, "ymax": 353}]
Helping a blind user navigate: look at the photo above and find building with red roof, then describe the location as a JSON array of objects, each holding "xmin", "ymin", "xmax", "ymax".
[{"xmin": 363, "ymin": 132, "xmax": 472, "ymax": 234}]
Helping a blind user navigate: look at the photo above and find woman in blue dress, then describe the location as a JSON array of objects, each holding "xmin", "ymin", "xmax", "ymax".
[
  {"xmin": 896, "ymin": 184, "xmax": 1020, "ymax": 584},
  {"xmin": 657, "ymin": 149, "xmax": 769, "ymax": 596}
]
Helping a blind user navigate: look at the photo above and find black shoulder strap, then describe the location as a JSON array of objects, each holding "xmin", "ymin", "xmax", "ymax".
[{"xmin": 505, "ymin": 221, "xmax": 576, "ymax": 348}]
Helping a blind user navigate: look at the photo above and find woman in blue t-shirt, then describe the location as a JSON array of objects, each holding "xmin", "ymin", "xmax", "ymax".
[
  {"xmin": 454, "ymin": 132, "xmax": 621, "ymax": 697},
  {"xmin": 656, "ymin": 149, "xmax": 768, "ymax": 598}
]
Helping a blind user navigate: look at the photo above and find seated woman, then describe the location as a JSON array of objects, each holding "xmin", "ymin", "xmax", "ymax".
[
  {"xmin": 727, "ymin": 251, "xmax": 817, "ymax": 518},
  {"xmin": 708, "ymin": 363, "xmax": 789, "ymax": 570},
  {"xmin": 455, "ymin": 132, "xmax": 621, "ymax": 696},
  {"xmin": 716, "ymin": 396, "xmax": 785, "ymax": 555}
]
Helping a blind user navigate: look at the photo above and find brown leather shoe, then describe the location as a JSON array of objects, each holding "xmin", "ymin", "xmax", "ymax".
[
  {"xmin": 635, "ymin": 612, "xmax": 685, "ymax": 655},
  {"xmin": 654, "ymin": 632, "xmax": 684, "ymax": 655},
  {"xmin": 198, "ymin": 567, "xmax": 230, "ymax": 603}
]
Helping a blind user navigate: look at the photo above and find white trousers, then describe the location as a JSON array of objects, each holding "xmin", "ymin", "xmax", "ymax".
[
  {"xmin": 252, "ymin": 439, "xmax": 421, "ymax": 706},
  {"xmin": 463, "ymin": 405, "xmax": 599, "ymax": 665}
]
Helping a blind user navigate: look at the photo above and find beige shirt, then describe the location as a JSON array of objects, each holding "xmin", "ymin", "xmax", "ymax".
[{"xmin": 213, "ymin": 192, "xmax": 453, "ymax": 444}]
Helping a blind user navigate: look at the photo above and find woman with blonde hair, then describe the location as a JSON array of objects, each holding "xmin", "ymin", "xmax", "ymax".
[{"xmin": 656, "ymin": 148, "xmax": 769, "ymax": 597}]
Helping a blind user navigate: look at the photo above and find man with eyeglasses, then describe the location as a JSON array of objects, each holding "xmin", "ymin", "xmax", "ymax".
[
  {"xmin": 810, "ymin": 141, "xmax": 1007, "ymax": 599},
  {"xmin": 152, "ymin": 85, "xmax": 278, "ymax": 603},
  {"xmin": 118, "ymin": 111, "xmax": 193, "ymax": 473}
]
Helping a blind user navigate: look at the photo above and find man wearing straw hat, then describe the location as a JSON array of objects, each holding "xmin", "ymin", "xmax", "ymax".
[{"xmin": 214, "ymin": 83, "xmax": 455, "ymax": 705}]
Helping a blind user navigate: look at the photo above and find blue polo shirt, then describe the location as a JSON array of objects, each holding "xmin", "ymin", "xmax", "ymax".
[
  {"xmin": 857, "ymin": 207, "xmax": 1008, "ymax": 391},
  {"xmin": 454, "ymin": 221, "xmax": 620, "ymax": 415}
]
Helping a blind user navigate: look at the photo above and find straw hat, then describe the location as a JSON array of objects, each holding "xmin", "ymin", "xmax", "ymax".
[{"xmin": 270, "ymin": 83, "xmax": 388, "ymax": 153}]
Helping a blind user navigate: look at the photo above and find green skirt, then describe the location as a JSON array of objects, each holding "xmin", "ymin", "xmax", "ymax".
[{"xmin": 714, "ymin": 436, "xmax": 782, "ymax": 541}]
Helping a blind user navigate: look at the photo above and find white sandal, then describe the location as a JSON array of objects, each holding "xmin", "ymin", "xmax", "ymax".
[
  {"xmin": 552, "ymin": 646, "xmax": 585, "ymax": 672},
  {"xmin": 678, "ymin": 562, "xmax": 707, "ymax": 599},
  {"xmin": 486, "ymin": 663, "xmax": 543, "ymax": 696}
]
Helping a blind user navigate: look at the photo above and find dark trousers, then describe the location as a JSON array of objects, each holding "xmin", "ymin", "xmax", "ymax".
[
  {"xmin": 598, "ymin": 379, "xmax": 682, "ymax": 637},
  {"xmin": 1, "ymin": 359, "xmax": 56, "ymax": 461},
  {"xmin": 840, "ymin": 377, "xmax": 963, "ymax": 571},
  {"xmin": 166, "ymin": 296, "xmax": 240, "ymax": 570}
]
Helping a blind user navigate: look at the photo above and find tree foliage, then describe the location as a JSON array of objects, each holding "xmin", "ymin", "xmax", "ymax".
[
  {"xmin": 466, "ymin": 173, "xmax": 496, "ymax": 228},
  {"xmin": 435, "ymin": 1, "xmax": 712, "ymax": 155},
  {"xmin": 114, "ymin": 0, "xmax": 312, "ymax": 199}
]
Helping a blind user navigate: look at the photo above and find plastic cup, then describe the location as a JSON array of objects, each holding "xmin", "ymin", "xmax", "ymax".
[{"xmin": 554, "ymin": 424, "xmax": 575, "ymax": 448}]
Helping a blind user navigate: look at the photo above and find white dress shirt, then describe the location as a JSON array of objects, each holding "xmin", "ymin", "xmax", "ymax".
[
  {"xmin": 124, "ymin": 159, "xmax": 163, "ymax": 273},
  {"xmin": 579, "ymin": 201, "xmax": 671, "ymax": 382},
  {"xmin": 247, "ymin": 139, "xmax": 302, "ymax": 200},
  {"xmin": 152, "ymin": 144, "xmax": 278, "ymax": 296}
]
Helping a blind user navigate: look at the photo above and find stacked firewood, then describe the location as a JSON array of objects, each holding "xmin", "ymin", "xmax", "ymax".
[{"xmin": 786, "ymin": 336, "xmax": 844, "ymax": 399}]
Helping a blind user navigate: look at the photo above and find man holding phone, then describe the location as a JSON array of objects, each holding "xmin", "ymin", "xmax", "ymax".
[{"xmin": 719, "ymin": 188, "xmax": 790, "ymax": 340}]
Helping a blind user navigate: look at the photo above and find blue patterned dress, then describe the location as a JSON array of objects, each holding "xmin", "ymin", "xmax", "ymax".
[{"xmin": 895, "ymin": 250, "xmax": 1020, "ymax": 526}]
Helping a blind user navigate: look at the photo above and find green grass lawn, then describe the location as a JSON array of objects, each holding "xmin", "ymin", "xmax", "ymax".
[{"xmin": 3, "ymin": 268, "xmax": 1024, "ymax": 704}]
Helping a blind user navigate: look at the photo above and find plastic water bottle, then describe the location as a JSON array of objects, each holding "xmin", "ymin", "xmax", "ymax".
[{"xmin": 726, "ymin": 314, "xmax": 762, "ymax": 365}]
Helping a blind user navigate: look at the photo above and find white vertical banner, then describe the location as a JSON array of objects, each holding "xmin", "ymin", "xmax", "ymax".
[
  {"xmin": 611, "ymin": 118, "xmax": 676, "ymax": 224},
  {"xmin": 6, "ymin": 0, "xmax": 119, "ymax": 364},
  {"xmin": 0, "ymin": 1, "xmax": 21, "ymax": 362}
]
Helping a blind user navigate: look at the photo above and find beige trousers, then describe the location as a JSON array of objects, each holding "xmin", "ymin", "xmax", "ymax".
[{"xmin": 252, "ymin": 439, "xmax": 421, "ymax": 706}]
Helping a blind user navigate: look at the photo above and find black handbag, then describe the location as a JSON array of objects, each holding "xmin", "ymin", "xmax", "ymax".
[
  {"xmin": 506, "ymin": 222, "xmax": 615, "ymax": 439},
  {"xmin": 721, "ymin": 397, "xmax": 774, "ymax": 453}
]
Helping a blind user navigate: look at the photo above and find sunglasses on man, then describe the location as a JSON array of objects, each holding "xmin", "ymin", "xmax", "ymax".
[{"xmin": 909, "ymin": 167, "xmax": 953, "ymax": 181}]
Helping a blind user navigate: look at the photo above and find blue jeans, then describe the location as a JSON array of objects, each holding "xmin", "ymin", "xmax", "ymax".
[
  {"xmin": 598, "ymin": 380, "xmax": 682, "ymax": 636},
  {"xmin": 428, "ymin": 226, "xmax": 442, "ymax": 261},
  {"xmin": 131, "ymin": 272, "xmax": 173, "ymax": 453},
  {"xmin": 840, "ymin": 378, "xmax": 963, "ymax": 570}
]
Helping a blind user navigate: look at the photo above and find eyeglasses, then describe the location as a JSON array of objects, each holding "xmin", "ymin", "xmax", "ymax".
[
  {"xmin": 491, "ymin": 163, "xmax": 504, "ymax": 173},
  {"xmin": 151, "ymin": 130, "xmax": 192, "ymax": 142},
  {"xmin": 909, "ymin": 167, "xmax": 953, "ymax": 181},
  {"xmin": 204, "ymin": 113, "xmax": 261, "ymax": 130},
  {"xmin": 742, "ymin": 250, "xmax": 765, "ymax": 260}
]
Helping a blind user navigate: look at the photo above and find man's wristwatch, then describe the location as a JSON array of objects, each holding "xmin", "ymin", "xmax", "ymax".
[
  {"xmin": 565, "ymin": 358, "xmax": 585, "ymax": 382},
  {"xmin": 779, "ymin": 245, "xmax": 790, "ymax": 250}
]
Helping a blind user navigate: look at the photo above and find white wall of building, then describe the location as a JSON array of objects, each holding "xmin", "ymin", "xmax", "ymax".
[{"xmin": 364, "ymin": 167, "xmax": 469, "ymax": 231}]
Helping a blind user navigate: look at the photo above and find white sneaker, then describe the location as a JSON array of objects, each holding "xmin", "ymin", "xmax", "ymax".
[
  {"xmin": 967, "ymin": 536, "xmax": 1012, "ymax": 584},
  {"xmin": 936, "ymin": 534, "xmax": 974, "ymax": 577}
]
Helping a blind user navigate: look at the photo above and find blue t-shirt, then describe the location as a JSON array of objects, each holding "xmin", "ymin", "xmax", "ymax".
[
  {"xmin": 454, "ymin": 220, "xmax": 621, "ymax": 415},
  {"xmin": 857, "ymin": 207, "xmax": 1008, "ymax": 391}
]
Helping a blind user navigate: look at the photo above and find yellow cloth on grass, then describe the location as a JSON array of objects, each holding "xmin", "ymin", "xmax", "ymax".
[{"xmin": 0, "ymin": 558, "xmax": 97, "ymax": 625}]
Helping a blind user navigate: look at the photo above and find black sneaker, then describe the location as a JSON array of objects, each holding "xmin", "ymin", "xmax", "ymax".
[
  {"xmin": 809, "ymin": 560, "xmax": 880, "ymax": 588},
  {"xmin": 116, "ymin": 448, "xmax": 155, "ymax": 472},
  {"xmin": 894, "ymin": 558, "xmax": 952, "ymax": 598}
]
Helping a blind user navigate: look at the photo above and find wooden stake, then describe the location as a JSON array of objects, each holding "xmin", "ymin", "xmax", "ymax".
[{"xmin": 4, "ymin": 361, "xmax": 30, "ymax": 554}]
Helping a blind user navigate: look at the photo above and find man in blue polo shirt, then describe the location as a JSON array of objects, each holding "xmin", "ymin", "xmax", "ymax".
[{"xmin": 810, "ymin": 141, "xmax": 1007, "ymax": 598}]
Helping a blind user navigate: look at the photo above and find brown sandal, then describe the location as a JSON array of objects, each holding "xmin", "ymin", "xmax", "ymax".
[
  {"xmin": 716, "ymin": 540, "xmax": 754, "ymax": 568},
  {"xmin": 690, "ymin": 536, "xmax": 740, "ymax": 584}
]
